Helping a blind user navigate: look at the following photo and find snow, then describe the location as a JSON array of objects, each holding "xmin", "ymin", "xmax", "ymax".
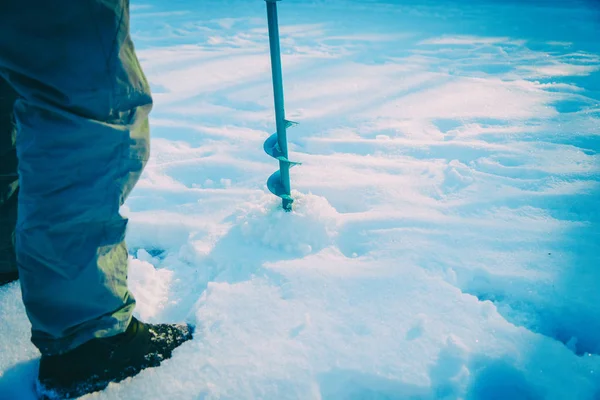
[{"xmin": 1, "ymin": 0, "xmax": 600, "ymax": 399}]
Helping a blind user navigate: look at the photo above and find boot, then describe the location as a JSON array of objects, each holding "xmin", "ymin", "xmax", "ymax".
[
  {"xmin": 37, "ymin": 317, "xmax": 193, "ymax": 399},
  {"xmin": 0, "ymin": 271, "xmax": 18, "ymax": 286}
]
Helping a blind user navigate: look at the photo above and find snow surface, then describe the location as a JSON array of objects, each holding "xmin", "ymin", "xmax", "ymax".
[{"xmin": 1, "ymin": 0, "xmax": 600, "ymax": 399}]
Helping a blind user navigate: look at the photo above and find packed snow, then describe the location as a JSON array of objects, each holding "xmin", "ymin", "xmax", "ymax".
[{"xmin": 1, "ymin": 0, "xmax": 599, "ymax": 399}]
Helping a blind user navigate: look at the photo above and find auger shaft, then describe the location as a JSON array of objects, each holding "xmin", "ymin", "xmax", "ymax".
[{"xmin": 265, "ymin": 0, "xmax": 294, "ymax": 211}]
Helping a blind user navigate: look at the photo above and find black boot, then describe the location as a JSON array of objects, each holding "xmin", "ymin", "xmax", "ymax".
[
  {"xmin": 37, "ymin": 317, "xmax": 193, "ymax": 399},
  {"xmin": 0, "ymin": 271, "xmax": 18, "ymax": 286}
]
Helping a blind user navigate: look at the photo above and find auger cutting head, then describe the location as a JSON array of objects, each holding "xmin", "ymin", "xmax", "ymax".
[{"xmin": 263, "ymin": 0, "xmax": 301, "ymax": 211}]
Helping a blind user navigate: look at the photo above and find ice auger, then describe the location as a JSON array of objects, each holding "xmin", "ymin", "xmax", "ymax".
[{"xmin": 263, "ymin": 0, "xmax": 300, "ymax": 211}]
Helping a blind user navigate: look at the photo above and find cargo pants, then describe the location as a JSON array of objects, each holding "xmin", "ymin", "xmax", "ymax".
[{"xmin": 0, "ymin": 0, "xmax": 151, "ymax": 355}]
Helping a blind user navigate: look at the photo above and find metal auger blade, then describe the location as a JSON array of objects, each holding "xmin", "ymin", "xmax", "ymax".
[
  {"xmin": 264, "ymin": 120, "xmax": 298, "ymax": 159},
  {"xmin": 267, "ymin": 170, "xmax": 293, "ymax": 201},
  {"xmin": 263, "ymin": 0, "xmax": 301, "ymax": 211},
  {"xmin": 263, "ymin": 133, "xmax": 284, "ymax": 160}
]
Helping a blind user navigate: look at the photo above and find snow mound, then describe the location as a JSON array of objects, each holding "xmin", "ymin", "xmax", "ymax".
[{"xmin": 238, "ymin": 192, "xmax": 339, "ymax": 256}]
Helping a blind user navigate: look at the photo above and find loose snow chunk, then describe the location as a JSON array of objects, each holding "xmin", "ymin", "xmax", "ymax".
[
  {"xmin": 238, "ymin": 192, "xmax": 339, "ymax": 256},
  {"xmin": 129, "ymin": 258, "xmax": 174, "ymax": 322}
]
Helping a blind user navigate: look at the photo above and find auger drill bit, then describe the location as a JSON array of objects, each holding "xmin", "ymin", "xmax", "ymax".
[{"xmin": 263, "ymin": 0, "xmax": 301, "ymax": 211}]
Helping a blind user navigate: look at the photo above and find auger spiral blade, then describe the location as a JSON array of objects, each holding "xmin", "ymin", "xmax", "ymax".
[{"xmin": 263, "ymin": 0, "xmax": 300, "ymax": 212}]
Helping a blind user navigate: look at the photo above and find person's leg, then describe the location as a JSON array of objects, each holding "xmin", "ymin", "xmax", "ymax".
[
  {"xmin": 0, "ymin": 75, "xmax": 19, "ymax": 285},
  {"xmin": 0, "ymin": 0, "xmax": 149, "ymax": 355},
  {"xmin": 1, "ymin": 1, "xmax": 193, "ymax": 396}
]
